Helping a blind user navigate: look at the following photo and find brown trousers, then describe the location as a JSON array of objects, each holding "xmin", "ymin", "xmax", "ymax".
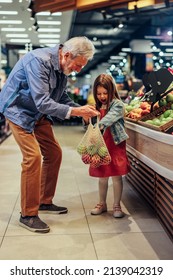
[{"xmin": 8, "ymin": 117, "xmax": 62, "ymax": 217}]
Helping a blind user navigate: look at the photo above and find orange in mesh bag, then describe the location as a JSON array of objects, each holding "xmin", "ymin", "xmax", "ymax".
[{"xmin": 77, "ymin": 117, "xmax": 111, "ymax": 168}]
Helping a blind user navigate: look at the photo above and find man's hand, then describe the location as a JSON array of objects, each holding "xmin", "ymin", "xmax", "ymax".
[{"xmin": 71, "ymin": 105, "xmax": 99, "ymax": 118}]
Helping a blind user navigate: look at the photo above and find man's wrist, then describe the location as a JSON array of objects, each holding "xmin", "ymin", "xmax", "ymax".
[
  {"xmin": 70, "ymin": 107, "xmax": 80, "ymax": 117},
  {"xmin": 65, "ymin": 107, "xmax": 72, "ymax": 119}
]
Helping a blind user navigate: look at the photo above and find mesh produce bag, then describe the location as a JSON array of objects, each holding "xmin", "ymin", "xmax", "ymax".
[{"xmin": 77, "ymin": 117, "xmax": 111, "ymax": 168}]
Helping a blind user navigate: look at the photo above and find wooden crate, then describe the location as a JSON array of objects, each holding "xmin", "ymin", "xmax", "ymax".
[
  {"xmin": 138, "ymin": 102, "xmax": 173, "ymax": 131},
  {"xmin": 125, "ymin": 116, "xmax": 138, "ymax": 123}
]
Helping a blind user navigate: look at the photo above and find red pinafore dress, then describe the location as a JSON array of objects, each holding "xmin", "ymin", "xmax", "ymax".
[{"xmin": 89, "ymin": 108, "xmax": 131, "ymax": 178}]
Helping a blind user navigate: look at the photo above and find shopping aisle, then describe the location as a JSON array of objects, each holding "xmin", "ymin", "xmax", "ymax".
[{"xmin": 0, "ymin": 124, "xmax": 172, "ymax": 260}]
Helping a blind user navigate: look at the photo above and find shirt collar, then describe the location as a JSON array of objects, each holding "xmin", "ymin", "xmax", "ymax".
[{"xmin": 50, "ymin": 44, "xmax": 63, "ymax": 72}]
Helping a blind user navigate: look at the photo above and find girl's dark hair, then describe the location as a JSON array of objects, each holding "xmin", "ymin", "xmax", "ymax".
[{"xmin": 93, "ymin": 74, "xmax": 120, "ymax": 111}]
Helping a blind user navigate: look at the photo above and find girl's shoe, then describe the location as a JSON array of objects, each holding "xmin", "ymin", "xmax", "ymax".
[
  {"xmin": 91, "ymin": 203, "xmax": 107, "ymax": 215},
  {"xmin": 113, "ymin": 205, "xmax": 124, "ymax": 218}
]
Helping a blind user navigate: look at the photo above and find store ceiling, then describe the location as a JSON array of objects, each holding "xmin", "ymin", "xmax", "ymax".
[
  {"xmin": 1, "ymin": 0, "xmax": 173, "ymax": 76},
  {"xmin": 0, "ymin": 0, "xmax": 73, "ymax": 65},
  {"xmin": 70, "ymin": 1, "xmax": 173, "ymax": 76}
]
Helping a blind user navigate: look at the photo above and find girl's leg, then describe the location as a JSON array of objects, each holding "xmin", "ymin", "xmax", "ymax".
[
  {"xmin": 112, "ymin": 176, "xmax": 124, "ymax": 218},
  {"xmin": 98, "ymin": 177, "xmax": 109, "ymax": 204},
  {"xmin": 91, "ymin": 177, "xmax": 109, "ymax": 215}
]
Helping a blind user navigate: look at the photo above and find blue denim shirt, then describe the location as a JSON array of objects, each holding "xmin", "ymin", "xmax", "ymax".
[
  {"xmin": 99, "ymin": 99, "xmax": 129, "ymax": 145},
  {"xmin": 0, "ymin": 45, "xmax": 78, "ymax": 132}
]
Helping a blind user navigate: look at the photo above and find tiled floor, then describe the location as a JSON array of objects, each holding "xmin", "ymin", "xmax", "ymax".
[{"xmin": 0, "ymin": 124, "xmax": 172, "ymax": 260}]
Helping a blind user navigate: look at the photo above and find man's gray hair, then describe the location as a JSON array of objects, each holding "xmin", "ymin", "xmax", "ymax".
[{"xmin": 62, "ymin": 36, "xmax": 95, "ymax": 60}]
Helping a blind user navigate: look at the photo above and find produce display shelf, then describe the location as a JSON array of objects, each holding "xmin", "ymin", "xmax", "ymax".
[
  {"xmin": 125, "ymin": 120, "xmax": 173, "ymax": 242},
  {"xmin": 125, "ymin": 102, "xmax": 173, "ymax": 131}
]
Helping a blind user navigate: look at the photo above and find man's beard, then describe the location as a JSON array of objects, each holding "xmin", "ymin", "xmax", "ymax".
[
  {"xmin": 63, "ymin": 69, "xmax": 72, "ymax": 76},
  {"xmin": 62, "ymin": 61, "xmax": 73, "ymax": 76}
]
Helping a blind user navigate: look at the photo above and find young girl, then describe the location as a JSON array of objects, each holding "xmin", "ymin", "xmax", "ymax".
[{"xmin": 84, "ymin": 74, "xmax": 131, "ymax": 218}]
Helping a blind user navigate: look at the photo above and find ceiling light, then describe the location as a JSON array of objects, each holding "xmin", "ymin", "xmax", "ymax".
[
  {"xmin": 121, "ymin": 48, "xmax": 131, "ymax": 52},
  {"xmin": 118, "ymin": 22, "xmax": 124, "ymax": 28},
  {"xmin": 0, "ymin": 20, "xmax": 22, "ymax": 24},
  {"xmin": 9, "ymin": 39, "xmax": 31, "ymax": 43},
  {"xmin": 36, "ymin": 12, "xmax": 62, "ymax": 16},
  {"xmin": 152, "ymin": 48, "xmax": 161, "ymax": 52},
  {"xmin": 167, "ymin": 30, "xmax": 172, "ymax": 36},
  {"xmin": 36, "ymin": 12, "xmax": 51, "ymax": 16},
  {"xmin": 145, "ymin": 35, "xmax": 163, "ymax": 39},
  {"xmin": 165, "ymin": 48, "xmax": 173, "ymax": 52},
  {"xmin": 37, "ymin": 21, "xmax": 61, "ymax": 25},
  {"xmin": 1, "ymin": 28, "xmax": 26, "ymax": 31},
  {"xmin": 163, "ymin": 53, "xmax": 173, "ymax": 56},
  {"xmin": 38, "ymin": 28, "xmax": 61, "ymax": 32},
  {"xmin": 38, "ymin": 34, "xmax": 60, "ymax": 38},
  {"xmin": 18, "ymin": 50, "xmax": 28, "ymax": 54},
  {"xmin": 85, "ymin": 74, "xmax": 91, "ymax": 79},
  {"xmin": 0, "ymin": 0, "xmax": 12, "ymax": 2},
  {"xmin": 0, "ymin": 11, "xmax": 18, "ymax": 15},
  {"xmin": 110, "ymin": 56, "xmax": 123, "ymax": 60},
  {"xmin": 113, "ymin": 27, "xmax": 118, "ymax": 32},
  {"xmin": 1, "ymin": 59, "xmax": 7, "ymax": 64},
  {"xmin": 110, "ymin": 65, "xmax": 116, "ymax": 71},
  {"xmin": 43, "ymin": 44, "xmax": 57, "ymax": 47},
  {"xmin": 160, "ymin": 42, "xmax": 173, "ymax": 46},
  {"xmin": 119, "ymin": 52, "xmax": 127, "ymax": 56},
  {"xmin": 92, "ymin": 41, "xmax": 101, "ymax": 46},
  {"xmin": 39, "ymin": 39, "xmax": 60, "ymax": 44},
  {"xmin": 52, "ymin": 12, "xmax": 62, "ymax": 16},
  {"xmin": 6, "ymin": 34, "xmax": 28, "ymax": 38}
]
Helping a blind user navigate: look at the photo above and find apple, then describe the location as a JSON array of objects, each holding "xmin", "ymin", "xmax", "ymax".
[
  {"xmin": 152, "ymin": 118, "xmax": 161, "ymax": 126},
  {"xmin": 102, "ymin": 155, "xmax": 111, "ymax": 165},
  {"xmin": 98, "ymin": 146, "xmax": 108, "ymax": 157},
  {"xmin": 169, "ymin": 113, "xmax": 173, "ymax": 118},
  {"xmin": 164, "ymin": 117, "xmax": 172, "ymax": 122},
  {"xmin": 159, "ymin": 98, "xmax": 167, "ymax": 107},
  {"xmin": 163, "ymin": 110, "xmax": 172, "ymax": 118},
  {"xmin": 87, "ymin": 144, "xmax": 98, "ymax": 155},
  {"xmin": 140, "ymin": 102, "xmax": 151, "ymax": 110},
  {"xmin": 159, "ymin": 114, "xmax": 164, "ymax": 121},
  {"xmin": 160, "ymin": 120, "xmax": 167, "ymax": 125},
  {"xmin": 125, "ymin": 105, "xmax": 133, "ymax": 112},
  {"xmin": 166, "ymin": 93, "xmax": 173, "ymax": 103},
  {"xmin": 90, "ymin": 154, "xmax": 101, "ymax": 168},
  {"xmin": 141, "ymin": 109, "xmax": 150, "ymax": 116},
  {"xmin": 145, "ymin": 120, "xmax": 153, "ymax": 124},
  {"xmin": 81, "ymin": 154, "xmax": 91, "ymax": 164},
  {"xmin": 77, "ymin": 144, "xmax": 87, "ymax": 155}
]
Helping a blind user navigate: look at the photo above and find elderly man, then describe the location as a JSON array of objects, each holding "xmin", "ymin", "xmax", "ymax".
[{"xmin": 0, "ymin": 36, "xmax": 99, "ymax": 233}]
